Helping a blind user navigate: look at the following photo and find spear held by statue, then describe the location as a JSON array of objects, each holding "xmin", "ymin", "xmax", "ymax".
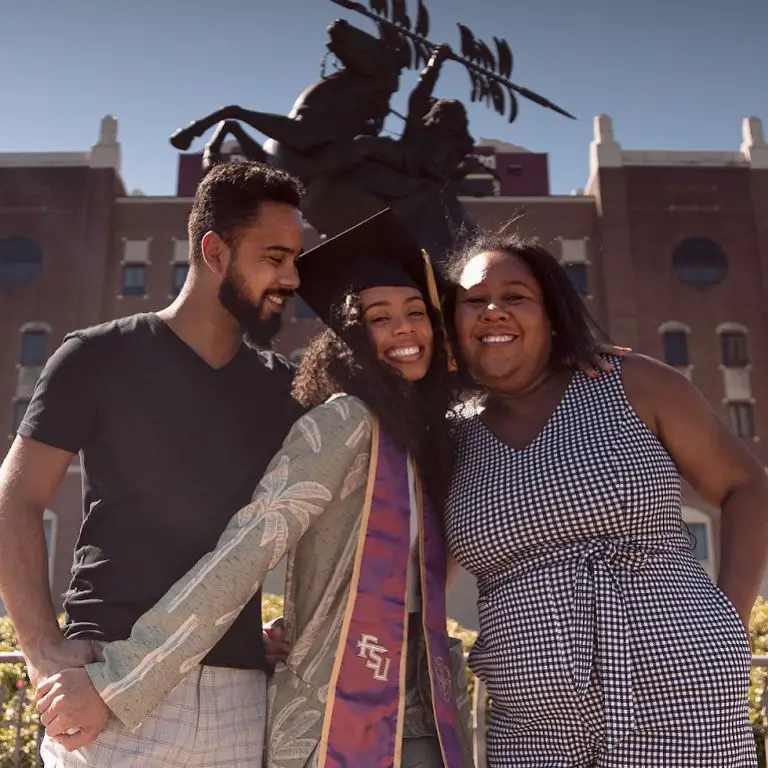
[{"xmin": 329, "ymin": 0, "xmax": 576, "ymax": 123}]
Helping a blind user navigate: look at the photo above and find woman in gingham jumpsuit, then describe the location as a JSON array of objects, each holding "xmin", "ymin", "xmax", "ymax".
[{"xmin": 444, "ymin": 236, "xmax": 767, "ymax": 767}]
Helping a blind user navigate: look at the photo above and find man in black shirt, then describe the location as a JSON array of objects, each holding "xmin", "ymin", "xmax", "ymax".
[{"xmin": 0, "ymin": 161, "xmax": 306, "ymax": 767}]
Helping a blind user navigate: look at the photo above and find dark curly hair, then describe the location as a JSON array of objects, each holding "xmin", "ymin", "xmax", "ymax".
[
  {"xmin": 443, "ymin": 229, "xmax": 609, "ymax": 383},
  {"xmin": 292, "ymin": 294, "xmax": 459, "ymax": 514},
  {"xmin": 188, "ymin": 162, "xmax": 304, "ymax": 265}
]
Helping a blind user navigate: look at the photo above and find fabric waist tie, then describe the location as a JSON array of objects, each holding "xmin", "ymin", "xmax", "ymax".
[{"xmin": 480, "ymin": 538, "xmax": 663, "ymax": 750}]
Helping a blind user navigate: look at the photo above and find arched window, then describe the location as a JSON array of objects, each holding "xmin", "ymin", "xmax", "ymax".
[
  {"xmin": 0, "ymin": 237, "xmax": 43, "ymax": 290},
  {"xmin": 658, "ymin": 322, "xmax": 691, "ymax": 367},
  {"xmin": 20, "ymin": 328, "xmax": 48, "ymax": 366},
  {"xmin": 716, "ymin": 323, "xmax": 748, "ymax": 368}
]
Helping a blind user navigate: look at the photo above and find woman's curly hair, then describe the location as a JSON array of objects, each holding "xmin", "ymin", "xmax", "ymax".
[
  {"xmin": 443, "ymin": 229, "xmax": 609, "ymax": 378},
  {"xmin": 291, "ymin": 293, "xmax": 459, "ymax": 514}
]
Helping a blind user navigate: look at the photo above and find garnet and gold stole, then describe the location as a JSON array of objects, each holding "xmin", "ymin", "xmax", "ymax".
[{"xmin": 316, "ymin": 420, "xmax": 465, "ymax": 767}]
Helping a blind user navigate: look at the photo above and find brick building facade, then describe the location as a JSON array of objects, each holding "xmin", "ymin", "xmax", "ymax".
[{"xmin": 1, "ymin": 114, "xmax": 766, "ymax": 628}]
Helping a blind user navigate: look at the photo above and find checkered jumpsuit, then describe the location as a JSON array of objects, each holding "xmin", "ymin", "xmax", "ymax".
[{"xmin": 445, "ymin": 362, "xmax": 757, "ymax": 767}]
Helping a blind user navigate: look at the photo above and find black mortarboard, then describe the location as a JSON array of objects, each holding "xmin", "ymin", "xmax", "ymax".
[
  {"xmin": 297, "ymin": 208, "xmax": 428, "ymax": 331},
  {"xmin": 296, "ymin": 208, "xmax": 457, "ymax": 370}
]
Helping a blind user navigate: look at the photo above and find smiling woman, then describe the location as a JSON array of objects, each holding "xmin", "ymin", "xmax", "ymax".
[
  {"xmin": 292, "ymin": 208, "xmax": 455, "ymax": 475},
  {"xmin": 360, "ymin": 285, "xmax": 434, "ymax": 382},
  {"xmin": 442, "ymin": 231, "xmax": 768, "ymax": 768},
  {"xmin": 446, "ymin": 232, "xmax": 604, "ymax": 386}
]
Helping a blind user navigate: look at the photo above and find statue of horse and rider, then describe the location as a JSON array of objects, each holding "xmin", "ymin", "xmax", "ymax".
[{"xmin": 168, "ymin": 0, "xmax": 574, "ymax": 264}]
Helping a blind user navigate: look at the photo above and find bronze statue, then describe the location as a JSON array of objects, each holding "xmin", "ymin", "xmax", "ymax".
[{"xmin": 168, "ymin": 0, "xmax": 574, "ymax": 264}]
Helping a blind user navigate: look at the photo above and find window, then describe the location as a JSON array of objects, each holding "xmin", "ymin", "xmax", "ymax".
[
  {"xmin": 294, "ymin": 297, "xmax": 316, "ymax": 319},
  {"xmin": 20, "ymin": 329, "xmax": 47, "ymax": 366},
  {"xmin": 563, "ymin": 264, "xmax": 588, "ymax": 297},
  {"xmin": 728, "ymin": 402, "xmax": 755, "ymax": 438},
  {"xmin": 172, "ymin": 264, "xmax": 188, "ymax": 297},
  {"xmin": 12, "ymin": 399, "xmax": 29, "ymax": 433},
  {"xmin": 0, "ymin": 236, "xmax": 43, "ymax": 289},
  {"xmin": 122, "ymin": 264, "xmax": 146, "ymax": 297},
  {"xmin": 687, "ymin": 523, "xmax": 709, "ymax": 561},
  {"xmin": 721, "ymin": 332, "xmax": 748, "ymax": 367},
  {"xmin": 662, "ymin": 331, "xmax": 689, "ymax": 367},
  {"xmin": 671, "ymin": 236, "xmax": 728, "ymax": 291}
]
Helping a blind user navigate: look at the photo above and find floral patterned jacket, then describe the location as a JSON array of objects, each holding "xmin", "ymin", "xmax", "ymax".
[{"xmin": 85, "ymin": 395, "xmax": 473, "ymax": 767}]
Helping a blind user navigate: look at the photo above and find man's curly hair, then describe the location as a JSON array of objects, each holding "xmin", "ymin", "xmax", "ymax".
[{"xmin": 292, "ymin": 293, "xmax": 459, "ymax": 514}]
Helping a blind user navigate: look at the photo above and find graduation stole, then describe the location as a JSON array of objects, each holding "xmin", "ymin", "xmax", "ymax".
[{"xmin": 316, "ymin": 419, "xmax": 465, "ymax": 768}]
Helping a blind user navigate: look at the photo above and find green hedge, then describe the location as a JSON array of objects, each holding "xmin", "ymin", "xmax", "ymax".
[{"xmin": 2, "ymin": 597, "xmax": 767, "ymax": 766}]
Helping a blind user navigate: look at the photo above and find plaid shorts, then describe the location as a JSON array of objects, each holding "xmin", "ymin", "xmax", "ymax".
[{"xmin": 40, "ymin": 665, "xmax": 267, "ymax": 767}]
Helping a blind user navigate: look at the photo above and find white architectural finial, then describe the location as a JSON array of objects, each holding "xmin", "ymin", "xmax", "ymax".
[
  {"xmin": 741, "ymin": 116, "xmax": 768, "ymax": 168},
  {"xmin": 99, "ymin": 115, "xmax": 118, "ymax": 144},
  {"xmin": 90, "ymin": 115, "xmax": 121, "ymax": 171},
  {"xmin": 595, "ymin": 114, "xmax": 616, "ymax": 144},
  {"xmin": 588, "ymin": 114, "xmax": 623, "ymax": 181},
  {"xmin": 743, "ymin": 116, "xmax": 765, "ymax": 147}
]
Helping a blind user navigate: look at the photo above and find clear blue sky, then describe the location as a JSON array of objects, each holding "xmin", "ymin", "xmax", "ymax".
[{"xmin": 1, "ymin": 0, "xmax": 765, "ymax": 195}]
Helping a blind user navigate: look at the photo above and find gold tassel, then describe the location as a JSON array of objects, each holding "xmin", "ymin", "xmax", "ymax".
[{"xmin": 421, "ymin": 249, "xmax": 458, "ymax": 372}]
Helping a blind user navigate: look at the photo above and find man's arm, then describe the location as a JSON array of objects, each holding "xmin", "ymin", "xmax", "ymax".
[
  {"xmin": 0, "ymin": 436, "xmax": 96, "ymax": 682},
  {"xmin": 0, "ymin": 334, "xmax": 101, "ymax": 686},
  {"xmin": 37, "ymin": 396, "xmax": 373, "ymax": 747}
]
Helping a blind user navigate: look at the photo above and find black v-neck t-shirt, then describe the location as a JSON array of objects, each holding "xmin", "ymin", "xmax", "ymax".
[{"xmin": 19, "ymin": 313, "xmax": 305, "ymax": 670}]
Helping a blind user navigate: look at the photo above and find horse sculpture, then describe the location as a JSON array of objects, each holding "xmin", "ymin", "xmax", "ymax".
[{"xmin": 168, "ymin": 0, "xmax": 574, "ymax": 264}]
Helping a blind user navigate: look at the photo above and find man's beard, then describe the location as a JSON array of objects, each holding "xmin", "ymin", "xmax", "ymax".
[{"xmin": 217, "ymin": 263, "xmax": 291, "ymax": 348}]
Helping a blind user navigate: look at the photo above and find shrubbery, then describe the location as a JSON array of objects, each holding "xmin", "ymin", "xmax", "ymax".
[
  {"xmin": 2, "ymin": 597, "xmax": 767, "ymax": 766},
  {"xmin": 1, "ymin": 616, "xmax": 39, "ymax": 768},
  {"xmin": 749, "ymin": 598, "xmax": 768, "ymax": 765}
]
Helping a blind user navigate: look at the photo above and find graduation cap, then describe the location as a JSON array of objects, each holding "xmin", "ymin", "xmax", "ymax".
[{"xmin": 297, "ymin": 209, "xmax": 457, "ymax": 371}]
